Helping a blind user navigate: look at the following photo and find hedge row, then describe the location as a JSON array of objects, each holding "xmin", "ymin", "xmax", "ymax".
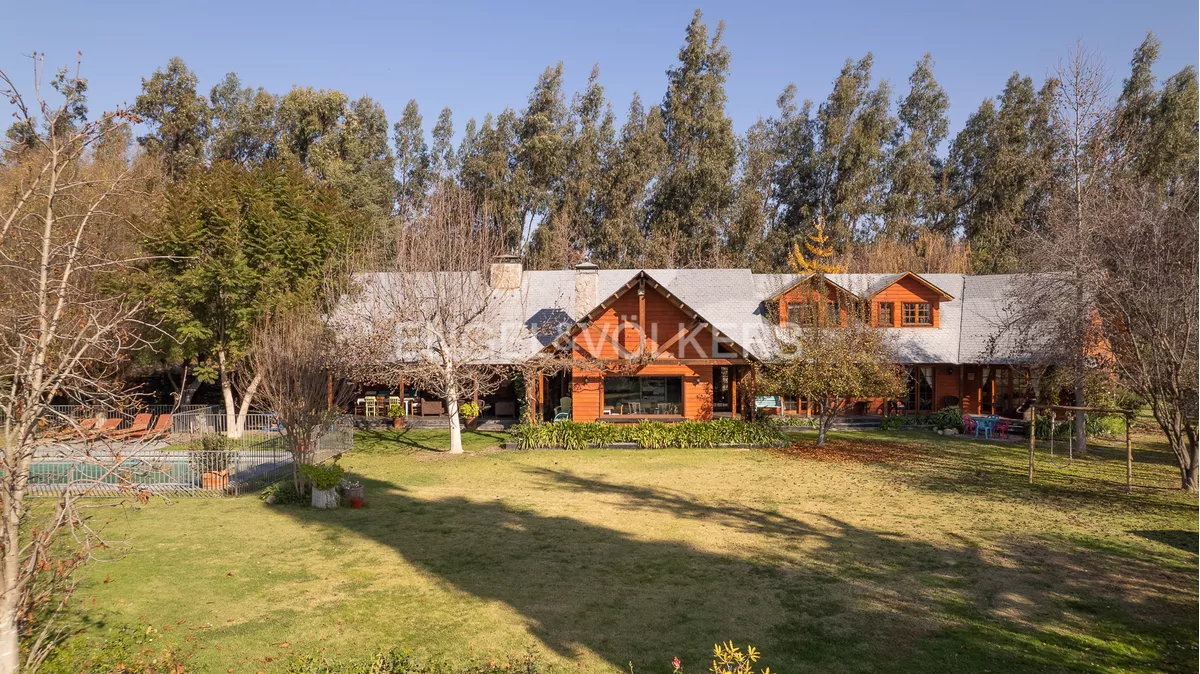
[{"xmin": 507, "ymin": 419, "xmax": 785, "ymax": 450}]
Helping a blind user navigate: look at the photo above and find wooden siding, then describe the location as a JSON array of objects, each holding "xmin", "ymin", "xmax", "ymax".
[
  {"xmin": 871, "ymin": 275, "xmax": 943, "ymax": 328},
  {"xmin": 775, "ymin": 281, "xmax": 849, "ymax": 327},
  {"xmin": 572, "ymin": 285, "xmax": 719, "ymax": 360}
]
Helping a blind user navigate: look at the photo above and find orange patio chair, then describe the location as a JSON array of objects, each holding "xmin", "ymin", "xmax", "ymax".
[
  {"xmin": 50, "ymin": 417, "xmax": 97, "ymax": 441},
  {"xmin": 108, "ymin": 413, "xmax": 152, "ymax": 441},
  {"xmin": 87, "ymin": 417, "xmax": 124, "ymax": 439}
]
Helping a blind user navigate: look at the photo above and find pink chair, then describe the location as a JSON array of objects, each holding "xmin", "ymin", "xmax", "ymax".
[
  {"xmin": 962, "ymin": 413, "xmax": 977, "ymax": 435},
  {"xmin": 994, "ymin": 418, "xmax": 1010, "ymax": 440}
]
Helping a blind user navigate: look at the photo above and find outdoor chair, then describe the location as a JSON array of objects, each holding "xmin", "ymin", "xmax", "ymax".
[
  {"xmin": 994, "ymin": 418, "xmax": 1010, "ymax": 440},
  {"xmin": 553, "ymin": 396, "xmax": 572, "ymax": 422},
  {"xmin": 962, "ymin": 413, "xmax": 977, "ymax": 436},
  {"xmin": 50, "ymin": 417, "xmax": 97, "ymax": 441},
  {"xmin": 108, "ymin": 413, "xmax": 152, "ymax": 441},
  {"xmin": 494, "ymin": 400, "xmax": 516, "ymax": 417},
  {"xmin": 364, "ymin": 397, "xmax": 377, "ymax": 417},
  {"xmin": 140, "ymin": 413, "xmax": 173, "ymax": 439},
  {"xmin": 87, "ymin": 417, "xmax": 123, "ymax": 439},
  {"xmin": 420, "ymin": 399, "xmax": 444, "ymax": 416}
]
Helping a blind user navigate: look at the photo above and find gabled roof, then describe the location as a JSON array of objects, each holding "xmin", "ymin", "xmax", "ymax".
[
  {"xmin": 543, "ymin": 270, "xmax": 757, "ymax": 360},
  {"xmin": 763, "ymin": 273, "xmax": 861, "ymax": 301},
  {"xmin": 865, "ymin": 271, "xmax": 955, "ymax": 301}
]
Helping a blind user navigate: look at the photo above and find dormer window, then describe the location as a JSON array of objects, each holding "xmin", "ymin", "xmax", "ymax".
[
  {"xmin": 903, "ymin": 302, "xmax": 932, "ymax": 326},
  {"xmin": 878, "ymin": 302, "xmax": 895, "ymax": 327}
]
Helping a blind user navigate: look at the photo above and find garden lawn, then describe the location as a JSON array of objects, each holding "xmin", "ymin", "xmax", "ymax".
[{"xmin": 57, "ymin": 429, "xmax": 1196, "ymax": 673}]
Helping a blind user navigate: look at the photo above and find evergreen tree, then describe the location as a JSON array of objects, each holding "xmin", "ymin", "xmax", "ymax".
[
  {"xmin": 209, "ymin": 72, "xmax": 278, "ymax": 166},
  {"xmin": 517, "ymin": 63, "xmax": 570, "ymax": 263},
  {"xmin": 394, "ymin": 99, "xmax": 430, "ymax": 223},
  {"xmin": 430, "ymin": 106, "xmax": 456, "ymax": 181},
  {"xmin": 946, "ymin": 73, "xmax": 1057, "ymax": 272},
  {"xmin": 883, "ymin": 53, "xmax": 950, "ymax": 241},
  {"xmin": 812, "ymin": 54, "xmax": 896, "ymax": 248},
  {"xmin": 788, "ymin": 219, "xmax": 845, "ymax": 273},
  {"xmin": 728, "ymin": 115, "xmax": 777, "ymax": 269},
  {"xmin": 593, "ymin": 93, "xmax": 665, "ymax": 267},
  {"xmin": 134, "ymin": 57, "xmax": 210, "ymax": 179},
  {"xmin": 648, "ymin": 9, "xmax": 737, "ymax": 267},
  {"xmin": 460, "ymin": 109, "xmax": 523, "ymax": 249},
  {"xmin": 767, "ymin": 84, "xmax": 819, "ymax": 269}
]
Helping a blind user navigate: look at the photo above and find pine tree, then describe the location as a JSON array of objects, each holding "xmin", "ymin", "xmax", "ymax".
[
  {"xmin": 788, "ymin": 219, "xmax": 845, "ymax": 273},
  {"xmin": 648, "ymin": 9, "xmax": 737, "ymax": 267}
]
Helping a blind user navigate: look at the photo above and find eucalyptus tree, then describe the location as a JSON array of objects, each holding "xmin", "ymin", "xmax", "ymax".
[
  {"xmin": 883, "ymin": 53, "xmax": 950, "ymax": 241},
  {"xmin": 592, "ymin": 93, "xmax": 665, "ymax": 267},
  {"xmin": 393, "ymin": 98, "xmax": 430, "ymax": 223},
  {"xmin": 133, "ymin": 56, "xmax": 210, "ymax": 179}
]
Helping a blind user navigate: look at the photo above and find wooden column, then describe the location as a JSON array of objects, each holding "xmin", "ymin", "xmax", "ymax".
[
  {"xmin": 1028, "ymin": 406, "xmax": 1036, "ymax": 484},
  {"xmin": 730, "ymin": 369, "xmax": 738, "ymax": 420},
  {"xmin": 327, "ymin": 373, "xmax": 333, "ymax": 411},
  {"xmin": 1125, "ymin": 414, "xmax": 1132, "ymax": 494},
  {"xmin": 472, "ymin": 372, "xmax": 480, "ymax": 405}
]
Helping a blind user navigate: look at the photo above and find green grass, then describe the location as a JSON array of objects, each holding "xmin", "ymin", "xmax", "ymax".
[{"xmin": 53, "ymin": 429, "xmax": 1196, "ymax": 673}]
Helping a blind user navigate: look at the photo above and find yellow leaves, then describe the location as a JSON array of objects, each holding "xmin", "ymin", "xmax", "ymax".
[
  {"xmin": 709, "ymin": 641, "xmax": 770, "ymax": 674},
  {"xmin": 788, "ymin": 219, "xmax": 846, "ymax": 274}
]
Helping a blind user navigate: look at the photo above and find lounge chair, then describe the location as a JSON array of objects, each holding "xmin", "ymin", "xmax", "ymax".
[
  {"xmin": 420, "ymin": 399, "xmax": 444, "ymax": 416},
  {"xmin": 87, "ymin": 417, "xmax": 123, "ymax": 439},
  {"xmin": 50, "ymin": 417, "xmax": 97, "ymax": 441},
  {"xmin": 139, "ymin": 413, "xmax": 173, "ymax": 439},
  {"xmin": 108, "ymin": 413, "xmax": 152, "ymax": 441}
]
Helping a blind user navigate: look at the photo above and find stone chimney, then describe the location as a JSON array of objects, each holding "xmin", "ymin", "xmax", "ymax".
[
  {"xmin": 575, "ymin": 262, "xmax": 599, "ymax": 318},
  {"xmin": 489, "ymin": 254, "xmax": 523, "ymax": 290}
]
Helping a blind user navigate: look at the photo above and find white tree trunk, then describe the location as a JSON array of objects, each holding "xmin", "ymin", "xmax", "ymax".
[
  {"xmin": 447, "ymin": 384, "xmax": 463, "ymax": 454},
  {"xmin": 0, "ymin": 608, "xmax": 18, "ymax": 674}
]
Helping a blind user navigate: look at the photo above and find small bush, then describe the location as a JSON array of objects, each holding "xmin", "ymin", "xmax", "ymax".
[
  {"xmin": 1034, "ymin": 413, "xmax": 1126, "ymax": 440},
  {"xmin": 879, "ymin": 416, "xmax": 905, "ymax": 431},
  {"xmin": 507, "ymin": 419, "xmax": 784, "ymax": 450},
  {"xmin": 262, "ymin": 478, "xmax": 308, "ymax": 504},
  {"xmin": 459, "ymin": 401, "xmax": 481, "ymax": 420},
  {"xmin": 41, "ymin": 624, "xmax": 192, "ymax": 674},
  {"xmin": 388, "ymin": 403, "xmax": 405, "ymax": 419},
  {"xmin": 301, "ymin": 462, "xmax": 346, "ymax": 490},
  {"xmin": 929, "ymin": 406, "xmax": 964, "ymax": 431},
  {"xmin": 186, "ymin": 433, "xmax": 234, "ymax": 473},
  {"xmin": 769, "ymin": 416, "xmax": 818, "ymax": 428}
]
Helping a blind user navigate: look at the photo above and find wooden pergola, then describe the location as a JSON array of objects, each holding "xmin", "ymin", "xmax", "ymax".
[{"xmin": 1027, "ymin": 404, "xmax": 1136, "ymax": 493}]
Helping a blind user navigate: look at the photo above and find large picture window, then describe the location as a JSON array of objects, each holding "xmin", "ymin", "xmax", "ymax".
[
  {"xmin": 604, "ymin": 377, "xmax": 683, "ymax": 415},
  {"xmin": 905, "ymin": 366, "xmax": 934, "ymax": 412}
]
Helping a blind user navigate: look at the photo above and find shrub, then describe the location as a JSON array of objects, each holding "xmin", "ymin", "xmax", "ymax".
[
  {"xmin": 301, "ymin": 462, "xmax": 346, "ymax": 490},
  {"xmin": 673, "ymin": 642, "xmax": 771, "ymax": 674},
  {"xmin": 387, "ymin": 403, "xmax": 405, "ymax": 419},
  {"xmin": 769, "ymin": 416, "xmax": 818, "ymax": 428},
  {"xmin": 1034, "ymin": 413, "xmax": 1126, "ymax": 440},
  {"xmin": 262, "ymin": 478, "xmax": 308, "ymax": 504},
  {"xmin": 41, "ymin": 624, "xmax": 192, "ymax": 674},
  {"xmin": 459, "ymin": 401, "xmax": 481, "ymax": 420},
  {"xmin": 879, "ymin": 416, "xmax": 905, "ymax": 431},
  {"xmin": 507, "ymin": 419, "xmax": 784, "ymax": 450},
  {"xmin": 929, "ymin": 406, "xmax": 964, "ymax": 431},
  {"xmin": 186, "ymin": 433, "xmax": 233, "ymax": 473}
]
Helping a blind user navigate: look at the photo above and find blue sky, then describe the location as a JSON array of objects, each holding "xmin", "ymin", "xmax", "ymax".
[{"xmin": 3, "ymin": 0, "xmax": 1197, "ymax": 142}]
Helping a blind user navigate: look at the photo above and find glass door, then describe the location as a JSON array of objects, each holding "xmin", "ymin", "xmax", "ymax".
[{"xmin": 713, "ymin": 366, "xmax": 732, "ymax": 412}]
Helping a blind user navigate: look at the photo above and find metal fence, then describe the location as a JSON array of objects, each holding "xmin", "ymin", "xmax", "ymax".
[{"xmin": 27, "ymin": 423, "xmax": 353, "ymax": 497}]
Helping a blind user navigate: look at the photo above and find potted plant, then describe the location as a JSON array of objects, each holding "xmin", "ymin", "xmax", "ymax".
[
  {"xmin": 188, "ymin": 434, "xmax": 234, "ymax": 490},
  {"xmin": 460, "ymin": 401, "xmax": 481, "ymax": 429},
  {"xmin": 387, "ymin": 403, "xmax": 405, "ymax": 429},
  {"xmin": 343, "ymin": 480, "xmax": 364, "ymax": 508},
  {"xmin": 301, "ymin": 462, "xmax": 346, "ymax": 509}
]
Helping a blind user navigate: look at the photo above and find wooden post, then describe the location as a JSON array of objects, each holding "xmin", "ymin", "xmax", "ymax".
[
  {"xmin": 730, "ymin": 368, "xmax": 738, "ymax": 420},
  {"xmin": 327, "ymin": 373, "xmax": 333, "ymax": 411},
  {"xmin": 1125, "ymin": 414, "xmax": 1132, "ymax": 494},
  {"xmin": 472, "ymin": 372, "xmax": 480, "ymax": 405},
  {"xmin": 1028, "ymin": 405, "xmax": 1036, "ymax": 484}
]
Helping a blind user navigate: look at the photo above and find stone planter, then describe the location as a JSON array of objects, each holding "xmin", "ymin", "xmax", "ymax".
[{"xmin": 311, "ymin": 487, "xmax": 339, "ymax": 509}]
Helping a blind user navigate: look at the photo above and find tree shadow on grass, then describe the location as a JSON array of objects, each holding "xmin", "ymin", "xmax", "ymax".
[
  {"xmin": 353, "ymin": 429, "xmax": 508, "ymax": 454},
  {"xmin": 279, "ymin": 473, "xmax": 1196, "ymax": 673},
  {"xmin": 1129, "ymin": 529, "xmax": 1198, "ymax": 555}
]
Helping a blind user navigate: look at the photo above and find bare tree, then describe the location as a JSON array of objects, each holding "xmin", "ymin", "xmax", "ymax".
[
  {"xmin": 758, "ymin": 277, "xmax": 907, "ymax": 446},
  {"xmin": 251, "ymin": 310, "xmax": 356, "ymax": 492},
  {"xmin": 1094, "ymin": 178, "xmax": 1198, "ymax": 490},
  {"xmin": 0, "ymin": 54, "xmax": 154, "ymax": 672},
  {"xmin": 1005, "ymin": 44, "xmax": 1112, "ymax": 453},
  {"xmin": 332, "ymin": 189, "xmax": 526, "ymax": 453}
]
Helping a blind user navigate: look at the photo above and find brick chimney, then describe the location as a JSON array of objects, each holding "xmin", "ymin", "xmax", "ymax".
[
  {"xmin": 489, "ymin": 254, "xmax": 522, "ymax": 290},
  {"xmin": 574, "ymin": 263, "xmax": 599, "ymax": 319}
]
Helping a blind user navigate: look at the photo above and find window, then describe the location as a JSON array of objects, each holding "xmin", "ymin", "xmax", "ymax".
[
  {"xmin": 825, "ymin": 301, "xmax": 839, "ymax": 326},
  {"xmin": 604, "ymin": 376, "xmax": 683, "ymax": 415},
  {"xmin": 878, "ymin": 302, "xmax": 894, "ymax": 327},
  {"xmin": 905, "ymin": 366, "xmax": 935, "ymax": 412},
  {"xmin": 902, "ymin": 302, "xmax": 932, "ymax": 325},
  {"xmin": 785, "ymin": 301, "xmax": 815, "ymax": 327}
]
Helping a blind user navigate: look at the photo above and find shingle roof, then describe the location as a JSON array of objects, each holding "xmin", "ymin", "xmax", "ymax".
[{"xmin": 345, "ymin": 269, "xmax": 1039, "ymax": 365}]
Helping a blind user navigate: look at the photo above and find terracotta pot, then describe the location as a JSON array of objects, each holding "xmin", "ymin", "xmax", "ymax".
[
  {"xmin": 391, "ymin": 417, "xmax": 404, "ymax": 429},
  {"xmin": 465, "ymin": 416, "xmax": 479, "ymax": 429},
  {"xmin": 201, "ymin": 469, "xmax": 229, "ymax": 490},
  {"xmin": 349, "ymin": 497, "xmax": 364, "ymax": 509}
]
